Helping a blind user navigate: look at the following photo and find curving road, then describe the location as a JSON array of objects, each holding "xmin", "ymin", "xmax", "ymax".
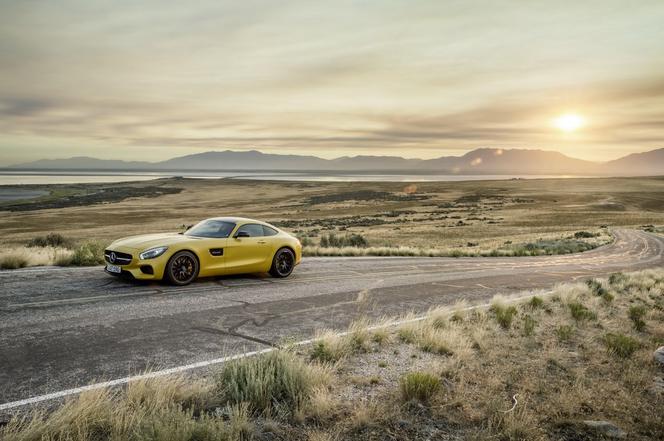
[{"xmin": 0, "ymin": 229, "xmax": 662, "ymax": 410}]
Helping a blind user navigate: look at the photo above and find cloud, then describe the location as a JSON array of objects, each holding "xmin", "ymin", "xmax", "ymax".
[{"xmin": 1, "ymin": 0, "xmax": 664, "ymax": 163}]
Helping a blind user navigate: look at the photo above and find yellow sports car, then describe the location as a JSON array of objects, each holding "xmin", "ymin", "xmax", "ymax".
[{"xmin": 104, "ymin": 217, "xmax": 302, "ymax": 285}]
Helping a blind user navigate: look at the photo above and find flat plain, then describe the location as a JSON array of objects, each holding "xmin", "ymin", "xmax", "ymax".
[{"xmin": 0, "ymin": 176, "xmax": 662, "ymax": 255}]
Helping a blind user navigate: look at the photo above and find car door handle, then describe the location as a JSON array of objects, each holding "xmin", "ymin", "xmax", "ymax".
[{"xmin": 257, "ymin": 240, "xmax": 266, "ymax": 244}]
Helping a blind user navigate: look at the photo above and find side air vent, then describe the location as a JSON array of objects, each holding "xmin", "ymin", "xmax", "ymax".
[{"xmin": 209, "ymin": 248, "xmax": 223, "ymax": 256}]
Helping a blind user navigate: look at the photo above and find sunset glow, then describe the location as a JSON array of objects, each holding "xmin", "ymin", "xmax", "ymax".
[
  {"xmin": 1, "ymin": 1, "xmax": 664, "ymax": 165},
  {"xmin": 554, "ymin": 114, "xmax": 585, "ymax": 132}
]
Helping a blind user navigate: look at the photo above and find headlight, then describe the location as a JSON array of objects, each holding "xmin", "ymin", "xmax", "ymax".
[{"xmin": 139, "ymin": 246, "xmax": 168, "ymax": 260}]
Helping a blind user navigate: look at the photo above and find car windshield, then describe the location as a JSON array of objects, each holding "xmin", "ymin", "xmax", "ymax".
[{"xmin": 185, "ymin": 220, "xmax": 236, "ymax": 238}]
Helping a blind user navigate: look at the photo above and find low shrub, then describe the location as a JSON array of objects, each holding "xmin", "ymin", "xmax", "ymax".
[
  {"xmin": 399, "ymin": 372, "xmax": 440, "ymax": 403},
  {"xmin": 603, "ymin": 333, "xmax": 640, "ymax": 358},
  {"xmin": 66, "ymin": 241, "xmax": 106, "ymax": 266},
  {"xmin": 585, "ymin": 279, "xmax": 612, "ymax": 302},
  {"xmin": 298, "ymin": 236, "xmax": 315, "ymax": 247},
  {"xmin": 628, "ymin": 305, "xmax": 647, "ymax": 331},
  {"xmin": 555, "ymin": 325, "xmax": 574, "ymax": 342},
  {"xmin": 26, "ymin": 233, "xmax": 71, "ymax": 248},
  {"xmin": 319, "ymin": 233, "xmax": 368, "ymax": 248},
  {"xmin": 523, "ymin": 315, "xmax": 537, "ymax": 336},
  {"xmin": 568, "ymin": 301, "xmax": 597, "ymax": 321},
  {"xmin": 513, "ymin": 239, "xmax": 595, "ymax": 256},
  {"xmin": 608, "ymin": 272, "xmax": 627, "ymax": 286},
  {"xmin": 527, "ymin": 296, "xmax": 545, "ymax": 309},
  {"xmin": 574, "ymin": 231, "xmax": 599, "ymax": 239},
  {"xmin": 491, "ymin": 302, "xmax": 518, "ymax": 329}
]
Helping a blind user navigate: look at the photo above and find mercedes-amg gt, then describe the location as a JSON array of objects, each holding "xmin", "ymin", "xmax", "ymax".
[{"xmin": 104, "ymin": 217, "xmax": 301, "ymax": 285}]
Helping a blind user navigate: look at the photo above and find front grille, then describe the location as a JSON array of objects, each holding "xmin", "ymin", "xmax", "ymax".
[{"xmin": 104, "ymin": 249, "xmax": 133, "ymax": 265}]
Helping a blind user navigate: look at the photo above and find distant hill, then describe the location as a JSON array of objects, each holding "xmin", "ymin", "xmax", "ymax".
[
  {"xmin": 424, "ymin": 148, "xmax": 602, "ymax": 174},
  {"xmin": 11, "ymin": 156, "xmax": 152, "ymax": 170},
  {"xmin": 604, "ymin": 148, "xmax": 664, "ymax": 175},
  {"xmin": 8, "ymin": 147, "xmax": 664, "ymax": 176}
]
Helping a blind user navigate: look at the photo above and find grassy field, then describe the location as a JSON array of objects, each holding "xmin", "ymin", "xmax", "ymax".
[
  {"xmin": 0, "ymin": 176, "xmax": 662, "ymax": 266},
  {"xmin": 2, "ymin": 269, "xmax": 662, "ymax": 440}
]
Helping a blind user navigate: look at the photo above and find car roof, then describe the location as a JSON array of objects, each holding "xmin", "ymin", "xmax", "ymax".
[{"xmin": 206, "ymin": 216, "xmax": 272, "ymax": 226}]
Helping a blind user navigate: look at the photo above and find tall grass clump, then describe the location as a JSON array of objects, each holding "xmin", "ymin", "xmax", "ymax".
[
  {"xmin": 522, "ymin": 315, "xmax": 537, "ymax": 336},
  {"xmin": 310, "ymin": 330, "xmax": 350, "ymax": 363},
  {"xmin": 490, "ymin": 299, "xmax": 518, "ymax": 329},
  {"xmin": 400, "ymin": 372, "xmax": 440, "ymax": 403},
  {"xmin": 567, "ymin": 301, "xmax": 597, "ymax": 321},
  {"xmin": 0, "ymin": 252, "xmax": 29, "ymax": 269},
  {"xmin": 628, "ymin": 305, "xmax": 647, "ymax": 331},
  {"xmin": 0, "ymin": 377, "xmax": 224, "ymax": 441},
  {"xmin": 217, "ymin": 350, "xmax": 329, "ymax": 415},
  {"xmin": 603, "ymin": 333, "xmax": 641, "ymax": 358},
  {"xmin": 527, "ymin": 296, "xmax": 545, "ymax": 310},
  {"xmin": 586, "ymin": 278, "xmax": 613, "ymax": 302},
  {"xmin": 555, "ymin": 325, "xmax": 574, "ymax": 342}
]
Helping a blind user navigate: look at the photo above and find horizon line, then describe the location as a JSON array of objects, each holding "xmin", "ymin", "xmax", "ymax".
[{"xmin": 6, "ymin": 146, "xmax": 663, "ymax": 168}]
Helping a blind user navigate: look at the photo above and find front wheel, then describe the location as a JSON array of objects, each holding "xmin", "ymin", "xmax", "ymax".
[
  {"xmin": 166, "ymin": 250, "xmax": 199, "ymax": 286},
  {"xmin": 270, "ymin": 248, "xmax": 295, "ymax": 278}
]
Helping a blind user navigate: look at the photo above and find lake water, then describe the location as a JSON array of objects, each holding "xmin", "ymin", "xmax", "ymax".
[{"xmin": 0, "ymin": 170, "xmax": 588, "ymax": 185}]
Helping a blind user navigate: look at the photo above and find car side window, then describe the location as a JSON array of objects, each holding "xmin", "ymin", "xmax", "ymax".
[
  {"xmin": 186, "ymin": 220, "xmax": 235, "ymax": 238},
  {"xmin": 263, "ymin": 226, "xmax": 278, "ymax": 236},
  {"xmin": 237, "ymin": 223, "xmax": 265, "ymax": 237}
]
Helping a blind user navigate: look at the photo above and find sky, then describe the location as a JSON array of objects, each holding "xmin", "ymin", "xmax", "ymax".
[{"xmin": 1, "ymin": 0, "xmax": 663, "ymax": 166}]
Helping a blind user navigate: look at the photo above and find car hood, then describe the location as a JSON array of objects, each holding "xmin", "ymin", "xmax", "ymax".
[{"xmin": 109, "ymin": 232, "xmax": 198, "ymax": 251}]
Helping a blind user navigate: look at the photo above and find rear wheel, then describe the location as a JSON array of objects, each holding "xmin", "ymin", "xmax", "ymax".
[
  {"xmin": 166, "ymin": 251, "xmax": 199, "ymax": 286},
  {"xmin": 270, "ymin": 248, "xmax": 295, "ymax": 278}
]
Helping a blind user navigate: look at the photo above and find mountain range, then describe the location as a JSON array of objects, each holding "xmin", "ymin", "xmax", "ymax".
[{"xmin": 7, "ymin": 148, "xmax": 664, "ymax": 176}]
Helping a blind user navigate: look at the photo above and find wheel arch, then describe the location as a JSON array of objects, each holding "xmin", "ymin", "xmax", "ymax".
[
  {"xmin": 164, "ymin": 248, "xmax": 201, "ymax": 280},
  {"xmin": 274, "ymin": 244, "xmax": 296, "ymax": 258}
]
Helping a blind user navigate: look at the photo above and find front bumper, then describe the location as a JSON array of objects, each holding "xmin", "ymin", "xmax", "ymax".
[{"xmin": 104, "ymin": 246, "xmax": 168, "ymax": 280}]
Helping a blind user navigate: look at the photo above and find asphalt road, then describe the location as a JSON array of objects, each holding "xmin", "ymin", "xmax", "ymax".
[{"xmin": 1, "ymin": 229, "xmax": 662, "ymax": 410}]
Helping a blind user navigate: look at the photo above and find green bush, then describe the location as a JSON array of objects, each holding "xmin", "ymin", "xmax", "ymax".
[
  {"xmin": 628, "ymin": 305, "xmax": 647, "ymax": 331},
  {"xmin": 319, "ymin": 233, "xmax": 368, "ymax": 248},
  {"xmin": 400, "ymin": 372, "xmax": 440, "ymax": 403},
  {"xmin": 310, "ymin": 339, "xmax": 347, "ymax": 363},
  {"xmin": 512, "ymin": 239, "xmax": 595, "ymax": 256},
  {"xmin": 491, "ymin": 303, "xmax": 518, "ymax": 329},
  {"xmin": 608, "ymin": 272, "xmax": 627, "ymax": 286},
  {"xmin": 297, "ymin": 236, "xmax": 314, "ymax": 247},
  {"xmin": 26, "ymin": 233, "xmax": 71, "ymax": 248},
  {"xmin": 527, "ymin": 296, "xmax": 545, "ymax": 309},
  {"xmin": 603, "ymin": 333, "xmax": 640, "ymax": 358},
  {"xmin": 67, "ymin": 241, "xmax": 106, "ymax": 266},
  {"xmin": 555, "ymin": 325, "xmax": 574, "ymax": 342},
  {"xmin": 217, "ymin": 351, "xmax": 321, "ymax": 414},
  {"xmin": 574, "ymin": 231, "xmax": 599, "ymax": 239},
  {"xmin": 523, "ymin": 315, "xmax": 537, "ymax": 336},
  {"xmin": 568, "ymin": 301, "xmax": 597, "ymax": 321}
]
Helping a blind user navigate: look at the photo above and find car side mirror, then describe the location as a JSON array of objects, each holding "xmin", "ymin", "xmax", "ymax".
[{"xmin": 234, "ymin": 231, "xmax": 250, "ymax": 238}]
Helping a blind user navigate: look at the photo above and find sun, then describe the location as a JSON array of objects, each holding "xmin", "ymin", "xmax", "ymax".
[{"xmin": 554, "ymin": 113, "xmax": 585, "ymax": 132}]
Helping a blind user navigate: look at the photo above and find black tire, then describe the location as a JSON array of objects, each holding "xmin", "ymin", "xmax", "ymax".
[
  {"xmin": 166, "ymin": 250, "xmax": 199, "ymax": 286},
  {"xmin": 270, "ymin": 247, "xmax": 295, "ymax": 278}
]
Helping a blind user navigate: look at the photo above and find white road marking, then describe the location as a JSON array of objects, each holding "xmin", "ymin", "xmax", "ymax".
[{"xmin": 0, "ymin": 290, "xmax": 545, "ymax": 412}]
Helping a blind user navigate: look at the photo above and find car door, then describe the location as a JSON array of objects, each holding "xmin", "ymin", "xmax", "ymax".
[{"xmin": 224, "ymin": 223, "xmax": 272, "ymax": 272}]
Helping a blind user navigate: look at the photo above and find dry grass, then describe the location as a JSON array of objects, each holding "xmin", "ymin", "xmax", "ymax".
[
  {"xmin": 3, "ymin": 269, "xmax": 664, "ymax": 440},
  {"xmin": 1, "ymin": 177, "xmax": 659, "ymax": 266},
  {"xmin": 0, "ymin": 246, "xmax": 73, "ymax": 269}
]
